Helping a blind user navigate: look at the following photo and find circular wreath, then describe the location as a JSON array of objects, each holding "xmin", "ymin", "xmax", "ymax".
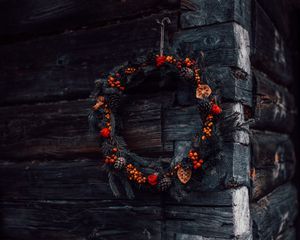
[{"xmin": 89, "ymin": 53, "xmax": 223, "ymax": 199}]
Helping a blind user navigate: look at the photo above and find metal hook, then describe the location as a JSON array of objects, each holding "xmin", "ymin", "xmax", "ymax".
[{"xmin": 156, "ymin": 17, "xmax": 171, "ymax": 56}]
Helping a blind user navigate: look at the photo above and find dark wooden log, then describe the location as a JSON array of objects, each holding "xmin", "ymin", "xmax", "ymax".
[
  {"xmin": 251, "ymin": 130, "xmax": 296, "ymax": 200},
  {"xmin": 0, "ymin": 94, "xmax": 195, "ymax": 159},
  {"xmin": 0, "ymin": 12, "xmax": 178, "ymax": 105},
  {"xmin": 174, "ymin": 22, "xmax": 250, "ymax": 74},
  {"xmin": 0, "ymin": 0, "xmax": 178, "ymax": 41},
  {"xmin": 257, "ymin": 0, "xmax": 294, "ymax": 40},
  {"xmin": 251, "ymin": 1, "xmax": 293, "ymax": 85},
  {"xmin": 0, "ymin": 200, "xmax": 163, "ymax": 240},
  {"xmin": 0, "ymin": 158, "xmax": 163, "ymax": 201},
  {"xmin": 253, "ymin": 69, "xmax": 295, "ymax": 133},
  {"xmin": 251, "ymin": 183, "xmax": 298, "ymax": 240},
  {"xmin": 0, "ymin": 193, "xmax": 252, "ymax": 240},
  {"xmin": 206, "ymin": 66, "xmax": 252, "ymax": 106},
  {"xmin": 180, "ymin": 0, "xmax": 251, "ymax": 31},
  {"xmin": 165, "ymin": 186, "xmax": 251, "ymax": 239},
  {"xmin": 0, "ymin": 99, "xmax": 98, "ymax": 160},
  {"xmin": 0, "ymin": 92, "xmax": 251, "ymax": 160},
  {"xmin": 275, "ymin": 227, "xmax": 296, "ymax": 240},
  {"xmin": 0, "ymin": 20, "xmax": 252, "ymax": 105}
]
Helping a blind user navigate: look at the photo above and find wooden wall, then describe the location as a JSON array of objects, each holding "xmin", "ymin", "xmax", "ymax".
[
  {"xmin": 250, "ymin": 0, "xmax": 298, "ymax": 239},
  {"xmin": 0, "ymin": 0, "xmax": 298, "ymax": 239}
]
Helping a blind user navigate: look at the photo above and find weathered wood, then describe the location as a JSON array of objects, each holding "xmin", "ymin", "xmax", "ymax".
[
  {"xmin": 257, "ymin": 0, "xmax": 294, "ymax": 41},
  {"xmin": 180, "ymin": 0, "xmax": 251, "ymax": 31},
  {"xmin": 275, "ymin": 227, "xmax": 296, "ymax": 240},
  {"xmin": 0, "ymin": 158, "xmax": 161, "ymax": 201},
  {"xmin": 0, "ymin": 0, "xmax": 178, "ymax": 40},
  {"xmin": 174, "ymin": 22, "xmax": 250, "ymax": 74},
  {"xmin": 0, "ymin": 200, "xmax": 163, "ymax": 240},
  {"xmin": 253, "ymin": 69, "xmax": 295, "ymax": 133},
  {"xmin": 206, "ymin": 66, "xmax": 252, "ymax": 106},
  {"xmin": 251, "ymin": 130, "xmax": 296, "ymax": 200},
  {"xmin": 0, "ymin": 99, "xmax": 98, "ymax": 160},
  {"xmin": 0, "ymin": 92, "xmax": 253, "ymax": 160},
  {"xmin": 165, "ymin": 187, "xmax": 251, "ymax": 239},
  {"xmin": 251, "ymin": 183, "xmax": 298, "ymax": 240},
  {"xmin": 0, "ymin": 12, "xmax": 178, "ymax": 105},
  {"xmin": 251, "ymin": 1, "xmax": 293, "ymax": 85},
  {"xmin": 0, "ymin": 95, "xmax": 197, "ymax": 159}
]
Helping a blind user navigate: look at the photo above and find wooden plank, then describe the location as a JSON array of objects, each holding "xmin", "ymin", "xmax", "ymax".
[
  {"xmin": 251, "ymin": 130, "xmax": 296, "ymax": 200},
  {"xmin": 0, "ymin": 12, "xmax": 178, "ymax": 105},
  {"xmin": 165, "ymin": 187, "xmax": 251, "ymax": 239},
  {"xmin": 0, "ymin": 200, "xmax": 163, "ymax": 240},
  {"xmin": 206, "ymin": 66, "xmax": 252, "ymax": 106},
  {"xmin": 163, "ymin": 106, "xmax": 201, "ymax": 142},
  {"xmin": 257, "ymin": 0, "xmax": 294, "ymax": 40},
  {"xmin": 251, "ymin": 1, "xmax": 293, "ymax": 85},
  {"xmin": 174, "ymin": 22, "xmax": 250, "ymax": 74},
  {"xmin": 180, "ymin": 0, "xmax": 251, "ymax": 30},
  {"xmin": 253, "ymin": 69, "xmax": 295, "ymax": 133},
  {"xmin": 0, "ymin": 99, "xmax": 99, "ymax": 160},
  {"xmin": 275, "ymin": 227, "xmax": 296, "ymax": 240},
  {"xmin": 0, "ymin": 93, "xmax": 252, "ymax": 160},
  {"xmin": 251, "ymin": 183, "xmax": 298, "ymax": 240},
  {"xmin": 0, "ymin": 0, "xmax": 178, "ymax": 40},
  {"xmin": 0, "ymin": 158, "xmax": 162, "ymax": 202}
]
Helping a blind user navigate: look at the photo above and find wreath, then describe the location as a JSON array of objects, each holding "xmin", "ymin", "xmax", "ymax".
[{"xmin": 89, "ymin": 52, "xmax": 225, "ymax": 199}]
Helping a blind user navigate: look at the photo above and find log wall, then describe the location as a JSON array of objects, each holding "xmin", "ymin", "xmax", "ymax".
[{"xmin": 0, "ymin": 0, "xmax": 298, "ymax": 239}]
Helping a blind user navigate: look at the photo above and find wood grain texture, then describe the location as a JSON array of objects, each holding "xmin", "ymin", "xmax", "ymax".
[
  {"xmin": 174, "ymin": 22, "xmax": 250, "ymax": 74},
  {"xmin": 0, "ymin": 94, "xmax": 198, "ymax": 159},
  {"xmin": 275, "ymin": 227, "xmax": 296, "ymax": 240},
  {"xmin": 250, "ymin": 130, "xmax": 296, "ymax": 200},
  {"xmin": 0, "ymin": 200, "xmax": 163, "ymax": 240},
  {"xmin": 165, "ymin": 187, "xmax": 251, "ymax": 239},
  {"xmin": 251, "ymin": 1, "xmax": 293, "ymax": 85},
  {"xmin": 257, "ymin": 0, "xmax": 295, "ymax": 40},
  {"xmin": 180, "ymin": 0, "xmax": 251, "ymax": 30},
  {"xmin": 253, "ymin": 69, "xmax": 295, "ymax": 133},
  {"xmin": 0, "ymin": 0, "xmax": 178, "ymax": 40},
  {"xmin": 206, "ymin": 66, "xmax": 252, "ymax": 106},
  {"xmin": 0, "ymin": 12, "xmax": 178, "ymax": 105},
  {"xmin": 251, "ymin": 183, "xmax": 298, "ymax": 240}
]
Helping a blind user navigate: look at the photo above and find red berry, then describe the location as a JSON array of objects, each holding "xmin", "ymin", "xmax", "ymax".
[
  {"xmin": 156, "ymin": 55, "xmax": 166, "ymax": 67},
  {"xmin": 100, "ymin": 128, "xmax": 110, "ymax": 138},
  {"xmin": 211, "ymin": 104, "xmax": 222, "ymax": 115},
  {"xmin": 147, "ymin": 174, "xmax": 158, "ymax": 186}
]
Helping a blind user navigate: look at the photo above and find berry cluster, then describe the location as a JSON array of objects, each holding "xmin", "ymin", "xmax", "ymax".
[
  {"xmin": 125, "ymin": 67, "xmax": 136, "ymax": 74},
  {"xmin": 194, "ymin": 68, "xmax": 201, "ymax": 86},
  {"xmin": 104, "ymin": 154, "xmax": 118, "ymax": 164},
  {"xmin": 188, "ymin": 150, "xmax": 204, "ymax": 170},
  {"xmin": 100, "ymin": 103, "xmax": 112, "ymax": 138},
  {"xmin": 202, "ymin": 114, "xmax": 214, "ymax": 141},
  {"xmin": 126, "ymin": 164, "xmax": 147, "ymax": 184},
  {"xmin": 107, "ymin": 74, "xmax": 125, "ymax": 91}
]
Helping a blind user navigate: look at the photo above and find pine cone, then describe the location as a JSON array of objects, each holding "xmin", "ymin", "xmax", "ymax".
[
  {"xmin": 158, "ymin": 177, "xmax": 172, "ymax": 191},
  {"xmin": 198, "ymin": 99, "xmax": 211, "ymax": 114},
  {"xmin": 107, "ymin": 94, "xmax": 121, "ymax": 111},
  {"xmin": 114, "ymin": 157, "xmax": 126, "ymax": 170}
]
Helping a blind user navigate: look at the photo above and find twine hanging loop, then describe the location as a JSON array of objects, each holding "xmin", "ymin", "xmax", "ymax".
[{"xmin": 156, "ymin": 17, "xmax": 171, "ymax": 56}]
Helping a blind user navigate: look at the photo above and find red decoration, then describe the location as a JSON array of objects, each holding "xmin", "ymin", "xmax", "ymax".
[
  {"xmin": 156, "ymin": 55, "xmax": 166, "ymax": 67},
  {"xmin": 100, "ymin": 128, "xmax": 111, "ymax": 138},
  {"xmin": 148, "ymin": 174, "xmax": 158, "ymax": 186},
  {"xmin": 211, "ymin": 104, "xmax": 222, "ymax": 115}
]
